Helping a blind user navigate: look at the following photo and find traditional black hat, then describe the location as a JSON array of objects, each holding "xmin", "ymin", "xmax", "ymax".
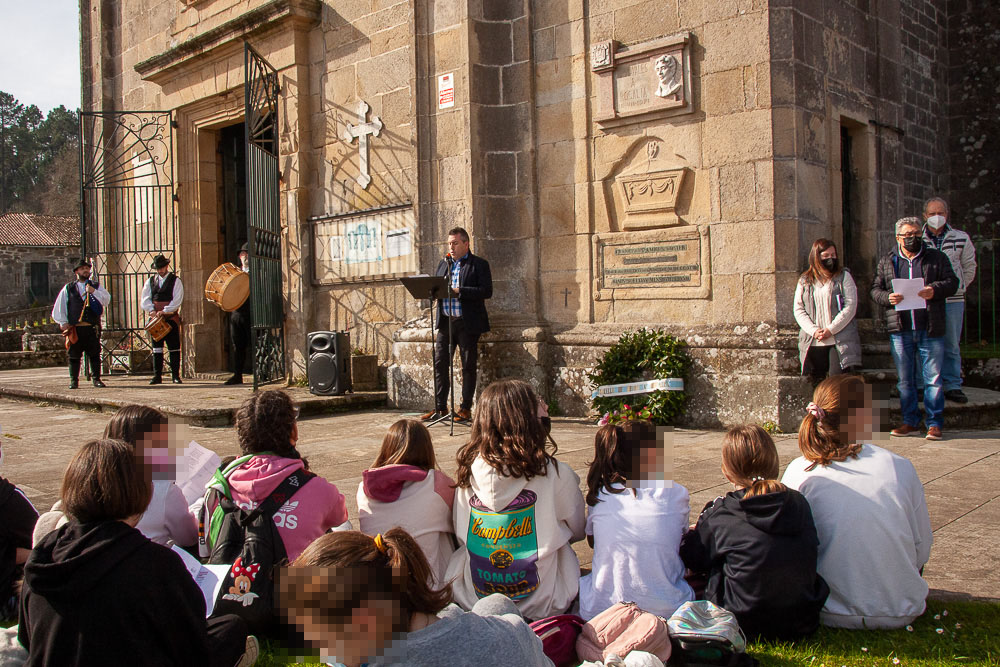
[
  {"xmin": 74, "ymin": 259, "xmax": 92, "ymax": 271},
  {"xmin": 150, "ymin": 254, "xmax": 170, "ymax": 270},
  {"xmin": 240, "ymin": 242, "xmax": 249, "ymax": 253}
]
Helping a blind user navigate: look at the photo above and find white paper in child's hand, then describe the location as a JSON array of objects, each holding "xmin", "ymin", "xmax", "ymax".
[
  {"xmin": 171, "ymin": 545, "xmax": 229, "ymax": 617},
  {"xmin": 176, "ymin": 441, "xmax": 221, "ymax": 505}
]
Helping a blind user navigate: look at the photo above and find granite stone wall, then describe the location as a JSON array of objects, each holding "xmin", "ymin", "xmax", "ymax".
[{"xmin": 0, "ymin": 246, "xmax": 80, "ymax": 312}]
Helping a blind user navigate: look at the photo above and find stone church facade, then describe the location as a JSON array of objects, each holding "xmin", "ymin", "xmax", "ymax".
[{"xmin": 80, "ymin": 0, "xmax": 996, "ymax": 429}]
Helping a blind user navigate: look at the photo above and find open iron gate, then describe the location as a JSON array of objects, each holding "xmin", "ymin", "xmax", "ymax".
[
  {"xmin": 79, "ymin": 110, "xmax": 175, "ymax": 374},
  {"xmin": 245, "ymin": 43, "xmax": 286, "ymax": 389}
]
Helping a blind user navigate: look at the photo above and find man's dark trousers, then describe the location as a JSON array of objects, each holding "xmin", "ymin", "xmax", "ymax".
[
  {"xmin": 434, "ymin": 316, "xmax": 480, "ymax": 411},
  {"xmin": 68, "ymin": 325, "xmax": 102, "ymax": 380}
]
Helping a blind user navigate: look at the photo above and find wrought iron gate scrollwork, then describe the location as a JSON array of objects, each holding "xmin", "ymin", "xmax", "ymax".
[
  {"xmin": 80, "ymin": 110, "xmax": 176, "ymax": 373},
  {"xmin": 245, "ymin": 43, "xmax": 286, "ymax": 389}
]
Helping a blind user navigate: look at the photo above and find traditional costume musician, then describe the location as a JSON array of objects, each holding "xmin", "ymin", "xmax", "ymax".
[
  {"xmin": 141, "ymin": 254, "xmax": 184, "ymax": 384},
  {"xmin": 226, "ymin": 243, "xmax": 252, "ymax": 385},
  {"xmin": 51, "ymin": 260, "xmax": 111, "ymax": 389}
]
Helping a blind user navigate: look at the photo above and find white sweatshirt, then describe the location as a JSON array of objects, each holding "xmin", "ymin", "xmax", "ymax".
[
  {"xmin": 781, "ymin": 444, "xmax": 933, "ymax": 629},
  {"xmin": 357, "ymin": 465, "xmax": 456, "ymax": 586},
  {"xmin": 445, "ymin": 456, "xmax": 586, "ymax": 621},
  {"xmin": 580, "ymin": 482, "xmax": 694, "ymax": 620}
]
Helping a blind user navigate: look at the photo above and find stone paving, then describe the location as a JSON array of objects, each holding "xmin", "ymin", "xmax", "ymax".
[{"xmin": 1, "ymin": 396, "xmax": 997, "ymax": 601}]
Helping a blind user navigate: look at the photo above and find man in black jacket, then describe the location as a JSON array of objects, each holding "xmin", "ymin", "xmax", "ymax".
[
  {"xmin": 870, "ymin": 216, "xmax": 958, "ymax": 441},
  {"xmin": 422, "ymin": 227, "xmax": 493, "ymax": 423}
]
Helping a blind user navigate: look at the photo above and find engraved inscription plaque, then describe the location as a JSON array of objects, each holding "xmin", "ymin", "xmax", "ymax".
[
  {"xmin": 594, "ymin": 226, "xmax": 710, "ymax": 300},
  {"xmin": 600, "ymin": 238, "xmax": 701, "ymax": 289}
]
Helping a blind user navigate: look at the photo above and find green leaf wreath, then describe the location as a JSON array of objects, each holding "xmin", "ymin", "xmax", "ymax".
[{"xmin": 588, "ymin": 328, "xmax": 691, "ymax": 426}]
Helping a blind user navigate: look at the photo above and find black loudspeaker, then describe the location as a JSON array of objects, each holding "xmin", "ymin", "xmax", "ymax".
[{"xmin": 307, "ymin": 331, "xmax": 352, "ymax": 396}]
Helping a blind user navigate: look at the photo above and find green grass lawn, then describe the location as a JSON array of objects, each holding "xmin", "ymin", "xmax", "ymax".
[{"xmin": 255, "ymin": 599, "xmax": 1000, "ymax": 667}]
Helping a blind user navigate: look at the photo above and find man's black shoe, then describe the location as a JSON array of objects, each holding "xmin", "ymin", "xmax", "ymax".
[
  {"xmin": 172, "ymin": 375, "xmax": 183, "ymax": 384},
  {"xmin": 945, "ymin": 389, "xmax": 969, "ymax": 404},
  {"xmin": 69, "ymin": 378, "xmax": 79, "ymax": 389},
  {"xmin": 93, "ymin": 378, "xmax": 107, "ymax": 388},
  {"xmin": 224, "ymin": 374, "xmax": 243, "ymax": 385},
  {"xmin": 149, "ymin": 375, "xmax": 163, "ymax": 385}
]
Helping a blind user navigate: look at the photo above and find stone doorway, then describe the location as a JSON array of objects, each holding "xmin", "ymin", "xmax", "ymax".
[{"xmin": 218, "ymin": 122, "xmax": 250, "ymax": 375}]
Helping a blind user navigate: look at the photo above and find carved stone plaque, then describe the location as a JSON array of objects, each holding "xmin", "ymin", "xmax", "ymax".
[
  {"xmin": 594, "ymin": 226, "xmax": 710, "ymax": 300},
  {"xmin": 601, "ymin": 239, "xmax": 700, "ymax": 289},
  {"xmin": 594, "ymin": 34, "xmax": 692, "ymax": 126},
  {"xmin": 616, "ymin": 168, "xmax": 686, "ymax": 225}
]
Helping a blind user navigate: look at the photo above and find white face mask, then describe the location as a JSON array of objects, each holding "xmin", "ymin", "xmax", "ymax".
[{"xmin": 927, "ymin": 214, "xmax": 946, "ymax": 230}]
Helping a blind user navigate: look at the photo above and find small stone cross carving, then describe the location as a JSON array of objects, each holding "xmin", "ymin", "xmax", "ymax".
[
  {"xmin": 342, "ymin": 100, "xmax": 383, "ymax": 189},
  {"xmin": 562, "ymin": 287, "xmax": 572, "ymax": 307}
]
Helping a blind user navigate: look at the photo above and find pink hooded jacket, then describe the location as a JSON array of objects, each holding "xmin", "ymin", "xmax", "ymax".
[{"xmin": 226, "ymin": 454, "xmax": 348, "ymax": 561}]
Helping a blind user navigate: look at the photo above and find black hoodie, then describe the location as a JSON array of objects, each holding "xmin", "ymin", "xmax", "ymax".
[
  {"xmin": 679, "ymin": 488, "xmax": 829, "ymax": 640},
  {"xmin": 18, "ymin": 520, "xmax": 210, "ymax": 666},
  {"xmin": 1, "ymin": 477, "xmax": 37, "ymax": 605}
]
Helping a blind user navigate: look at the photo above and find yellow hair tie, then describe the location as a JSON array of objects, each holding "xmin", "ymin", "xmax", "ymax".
[{"xmin": 374, "ymin": 533, "xmax": 388, "ymax": 555}]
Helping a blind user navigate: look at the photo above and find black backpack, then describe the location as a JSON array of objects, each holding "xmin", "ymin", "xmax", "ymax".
[{"xmin": 208, "ymin": 467, "xmax": 314, "ymax": 633}]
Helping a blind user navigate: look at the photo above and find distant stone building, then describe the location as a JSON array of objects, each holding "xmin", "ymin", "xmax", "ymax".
[
  {"xmin": 0, "ymin": 213, "xmax": 81, "ymax": 312},
  {"xmin": 78, "ymin": 0, "xmax": 998, "ymax": 427}
]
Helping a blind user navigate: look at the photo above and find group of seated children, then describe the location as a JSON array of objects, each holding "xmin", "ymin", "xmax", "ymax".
[{"xmin": 1, "ymin": 374, "xmax": 933, "ymax": 666}]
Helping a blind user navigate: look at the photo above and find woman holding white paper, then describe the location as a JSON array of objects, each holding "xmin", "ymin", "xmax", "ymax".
[{"xmin": 794, "ymin": 239, "xmax": 862, "ymax": 384}]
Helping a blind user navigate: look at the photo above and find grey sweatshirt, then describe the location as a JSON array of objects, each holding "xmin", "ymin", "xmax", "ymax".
[{"xmin": 370, "ymin": 594, "xmax": 554, "ymax": 667}]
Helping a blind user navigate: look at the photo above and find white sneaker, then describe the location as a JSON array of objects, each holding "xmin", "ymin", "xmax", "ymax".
[{"xmin": 234, "ymin": 635, "xmax": 259, "ymax": 667}]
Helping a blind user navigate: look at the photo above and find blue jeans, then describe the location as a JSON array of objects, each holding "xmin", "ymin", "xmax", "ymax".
[
  {"xmin": 915, "ymin": 301, "xmax": 964, "ymax": 392},
  {"xmin": 891, "ymin": 330, "xmax": 945, "ymax": 428}
]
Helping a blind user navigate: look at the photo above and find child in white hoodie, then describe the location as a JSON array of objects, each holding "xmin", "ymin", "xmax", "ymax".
[
  {"xmin": 357, "ymin": 419, "xmax": 456, "ymax": 585},
  {"xmin": 444, "ymin": 379, "xmax": 586, "ymax": 621},
  {"xmin": 580, "ymin": 420, "xmax": 693, "ymax": 620}
]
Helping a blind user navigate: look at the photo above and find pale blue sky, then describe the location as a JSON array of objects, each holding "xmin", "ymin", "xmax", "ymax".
[{"xmin": 0, "ymin": 1, "xmax": 81, "ymax": 113}]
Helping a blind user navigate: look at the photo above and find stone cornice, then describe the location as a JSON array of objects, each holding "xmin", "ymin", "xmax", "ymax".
[{"xmin": 134, "ymin": 0, "xmax": 321, "ymax": 83}]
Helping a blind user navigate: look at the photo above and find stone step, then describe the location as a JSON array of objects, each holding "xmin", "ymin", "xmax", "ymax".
[
  {"xmin": 885, "ymin": 386, "xmax": 1000, "ymax": 430},
  {"xmin": 0, "ymin": 367, "xmax": 387, "ymax": 427},
  {"xmin": 861, "ymin": 367, "xmax": 898, "ymax": 384},
  {"xmin": 855, "ymin": 369, "xmax": 1000, "ymax": 429}
]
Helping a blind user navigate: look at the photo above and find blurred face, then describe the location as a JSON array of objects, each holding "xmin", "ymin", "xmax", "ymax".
[
  {"xmin": 139, "ymin": 423, "xmax": 184, "ymax": 479},
  {"xmin": 627, "ymin": 428, "xmax": 671, "ymax": 486},
  {"xmin": 447, "ymin": 234, "xmax": 469, "ymax": 258},
  {"xmin": 840, "ymin": 384, "xmax": 875, "ymax": 444},
  {"xmin": 280, "ymin": 567, "xmax": 400, "ymax": 667},
  {"xmin": 239, "ymin": 251, "xmax": 249, "ymax": 266}
]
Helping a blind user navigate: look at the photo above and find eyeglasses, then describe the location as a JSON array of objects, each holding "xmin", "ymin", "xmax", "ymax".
[{"xmin": 896, "ymin": 233, "xmax": 921, "ymax": 239}]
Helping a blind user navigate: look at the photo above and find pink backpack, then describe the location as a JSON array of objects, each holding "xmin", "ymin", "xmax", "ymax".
[
  {"xmin": 576, "ymin": 602, "xmax": 673, "ymax": 663},
  {"xmin": 529, "ymin": 614, "xmax": 585, "ymax": 667}
]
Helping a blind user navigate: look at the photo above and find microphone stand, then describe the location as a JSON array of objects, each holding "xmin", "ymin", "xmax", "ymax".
[{"xmin": 446, "ymin": 255, "xmax": 457, "ymax": 437}]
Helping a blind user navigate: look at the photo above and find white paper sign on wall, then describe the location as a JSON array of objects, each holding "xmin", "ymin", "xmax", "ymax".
[{"xmin": 438, "ymin": 72, "xmax": 455, "ymax": 109}]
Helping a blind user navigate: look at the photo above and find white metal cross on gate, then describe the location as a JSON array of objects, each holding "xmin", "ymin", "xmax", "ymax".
[{"xmin": 342, "ymin": 100, "xmax": 383, "ymax": 189}]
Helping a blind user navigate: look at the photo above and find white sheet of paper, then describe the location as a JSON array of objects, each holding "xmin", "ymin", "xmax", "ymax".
[
  {"xmin": 891, "ymin": 278, "xmax": 927, "ymax": 311},
  {"xmin": 176, "ymin": 441, "xmax": 221, "ymax": 506},
  {"xmin": 171, "ymin": 545, "xmax": 230, "ymax": 617}
]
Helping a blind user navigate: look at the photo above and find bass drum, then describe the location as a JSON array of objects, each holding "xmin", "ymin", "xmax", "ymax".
[{"xmin": 204, "ymin": 263, "xmax": 250, "ymax": 312}]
